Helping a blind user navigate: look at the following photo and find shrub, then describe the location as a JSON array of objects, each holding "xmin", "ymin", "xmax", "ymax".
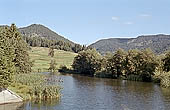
[
  {"xmin": 10, "ymin": 73, "xmax": 61, "ymax": 100},
  {"xmin": 58, "ymin": 65, "xmax": 68, "ymax": 72}
]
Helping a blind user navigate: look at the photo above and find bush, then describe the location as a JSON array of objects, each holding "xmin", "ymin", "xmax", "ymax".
[
  {"xmin": 10, "ymin": 73, "xmax": 61, "ymax": 100},
  {"xmin": 160, "ymin": 72, "xmax": 170, "ymax": 88},
  {"xmin": 58, "ymin": 65, "xmax": 68, "ymax": 72}
]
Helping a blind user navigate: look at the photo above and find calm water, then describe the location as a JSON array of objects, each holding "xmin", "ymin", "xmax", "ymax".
[{"xmin": 1, "ymin": 74, "xmax": 170, "ymax": 110}]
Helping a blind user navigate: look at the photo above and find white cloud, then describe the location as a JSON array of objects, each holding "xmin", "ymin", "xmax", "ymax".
[
  {"xmin": 139, "ymin": 14, "xmax": 151, "ymax": 17},
  {"xmin": 111, "ymin": 16, "xmax": 119, "ymax": 21},
  {"xmin": 124, "ymin": 22, "xmax": 134, "ymax": 25}
]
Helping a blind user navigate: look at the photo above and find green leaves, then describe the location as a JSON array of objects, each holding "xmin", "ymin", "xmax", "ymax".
[
  {"xmin": 124, "ymin": 49, "xmax": 158, "ymax": 81},
  {"xmin": 0, "ymin": 24, "xmax": 32, "ymax": 88},
  {"xmin": 0, "ymin": 25, "xmax": 16, "ymax": 88},
  {"xmin": 72, "ymin": 49, "xmax": 102, "ymax": 75},
  {"xmin": 105, "ymin": 49, "xmax": 127, "ymax": 78}
]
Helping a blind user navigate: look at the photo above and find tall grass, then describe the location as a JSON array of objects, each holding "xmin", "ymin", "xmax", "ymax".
[{"xmin": 9, "ymin": 73, "xmax": 61, "ymax": 100}]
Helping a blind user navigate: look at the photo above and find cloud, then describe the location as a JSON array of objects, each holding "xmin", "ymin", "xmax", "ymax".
[
  {"xmin": 111, "ymin": 16, "xmax": 119, "ymax": 21},
  {"xmin": 139, "ymin": 14, "xmax": 151, "ymax": 17},
  {"xmin": 124, "ymin": 22, "xmax": 134, "ymax": 25}
]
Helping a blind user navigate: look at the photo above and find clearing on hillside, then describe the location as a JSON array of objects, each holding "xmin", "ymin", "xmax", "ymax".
[{"xmin": 29, "ymin": 47, "xmax": 77, "ymax": 72}]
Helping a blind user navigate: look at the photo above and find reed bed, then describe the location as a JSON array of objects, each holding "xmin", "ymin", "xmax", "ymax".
[{"xmin": 9, "ymin": 73, "xmax": 61, "ymax": 100}]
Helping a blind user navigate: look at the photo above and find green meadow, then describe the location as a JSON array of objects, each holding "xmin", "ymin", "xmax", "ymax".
[{"xmin": 29, "ymin": 47, "xmax": 77, "ymax": 72}]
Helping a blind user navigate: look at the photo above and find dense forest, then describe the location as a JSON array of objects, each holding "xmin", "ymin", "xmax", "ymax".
[{"xmin": 23, "ymin": 35, "xmax": 87, "ymax": 53}]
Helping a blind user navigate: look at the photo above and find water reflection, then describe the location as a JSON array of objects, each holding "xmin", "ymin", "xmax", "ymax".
[{"xmin": 1, "ymin": 74, "xmax": 170, "ymax": 110}]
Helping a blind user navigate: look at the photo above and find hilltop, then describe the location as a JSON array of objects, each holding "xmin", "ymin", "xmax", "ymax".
[{"xmin": 19, "ymin": 24, "xmax": 75, "ymax": 45}]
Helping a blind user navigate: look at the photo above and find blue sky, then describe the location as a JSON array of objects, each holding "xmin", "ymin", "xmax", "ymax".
[{"xmin": 0, "ymin": 0, "xmax": 170, "ymax": 44}]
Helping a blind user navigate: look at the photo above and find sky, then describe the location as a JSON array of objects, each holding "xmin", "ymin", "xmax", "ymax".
[{"xmin": 0, "ymin": 0, "xmax": 170, "ymax": 45}]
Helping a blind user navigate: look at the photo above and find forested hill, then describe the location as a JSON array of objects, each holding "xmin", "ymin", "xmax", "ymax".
[
  {"xmin": 89, "ymin": 34, "xmax": 170, "ymax": 54},
  {"xmin": 19, "ymin": 24, "xmax": 75, "ymax": 45},
  {"xmin": 0, "ymin": 24, "xmax": 85, "ymax": 53}
]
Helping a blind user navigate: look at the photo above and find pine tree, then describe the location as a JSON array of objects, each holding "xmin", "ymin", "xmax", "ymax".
[
  {"xmin": 0, "ymin": 27, "xmax": 16, "ymax": 88},
  {"xmin": 48, "ymin": 46, "xmax": 54, "ymax": 57},
  {"xmin": 8, "ymin": 24, "xmax": 32, "ymax": 74}
]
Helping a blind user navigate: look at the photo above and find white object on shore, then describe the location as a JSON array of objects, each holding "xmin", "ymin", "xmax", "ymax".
[{"xmin": 0, "ymin": 89, "xmax": 23, "ymax": 105}]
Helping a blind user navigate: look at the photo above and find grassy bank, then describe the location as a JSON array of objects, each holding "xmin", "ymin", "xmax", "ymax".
[
  {"xmin": 9, "ymin": 73, "xmax": 61, "ymax": 100},
  {"xmin": 29, "ymin": 47, "xmax": 77, "ymax": 72}
]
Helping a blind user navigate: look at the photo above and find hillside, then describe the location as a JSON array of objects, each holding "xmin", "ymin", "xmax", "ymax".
[
  {"xmin": 89, "ymin": 34, "xmax": 170, "ymax": 54},
  {"xmin": 29, "ymin": 47, "xmax": 77, "ymax": 72},
  {"xmin": 1, "ymin": 24, "xmax": 85, "ymax": 53},
  {"xmin": 19, "ymin": 24, "xmax": 75, "ymax": 45}
]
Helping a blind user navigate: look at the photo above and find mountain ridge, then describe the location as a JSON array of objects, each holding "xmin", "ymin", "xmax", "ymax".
[{"xmin": 89, "ymin": 34, "xmax": 170, "ymax": 54}]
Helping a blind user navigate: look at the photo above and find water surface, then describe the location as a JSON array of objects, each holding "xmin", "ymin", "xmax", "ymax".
[{"xmin": 1, "ymin": 74, "xmax": 170, "ymax": 110}]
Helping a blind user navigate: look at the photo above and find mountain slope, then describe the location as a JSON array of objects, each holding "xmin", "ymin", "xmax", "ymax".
[
  {"xmin": 19, "ymin": 24, "xmax": 75, "ymax": 45},
  {"xmin": 89, "ymin": 34, "xmax": 170, "ymax": 54}
]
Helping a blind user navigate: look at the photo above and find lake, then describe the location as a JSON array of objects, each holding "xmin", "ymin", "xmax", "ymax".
[{"xmin": 1, "ymin": 74, "xmax": 170, "ymax": 110}]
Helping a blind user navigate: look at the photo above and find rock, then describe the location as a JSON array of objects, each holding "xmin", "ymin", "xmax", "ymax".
[
  {"xmin": 0, "ymin": 102, "xmax": 23, "ymax": 110},
  {"xmin": 0, "ymin": 88, "xmax": 23, "ymax": 105}
]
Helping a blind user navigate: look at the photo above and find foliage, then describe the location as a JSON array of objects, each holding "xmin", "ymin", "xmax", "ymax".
[
  {"xmin": 105, "ymin": 49, "xmax": 127, "ymax": 78},
  {"xmin": 124, "ymin": 49, "xmax": 158, "ymax": 82},
  {"xmin": 58, "ymin": 65, "xmax": 69, "ymax": 72},
  {"xmin": 48, "ymin": 60, "xmax": 57, "ymax": 73},
  {"xmin": 9, "ymin": 73, "xmax": 61, "ymax": 100},
  {"xmin": 72, "ymin": 49, "xmax": 102, "ymax": 75},
  {"xmin": 162, "ymin": 51, "xmax": 170, "ymax": 72},
  {"xmin": 71, "ymin": 48, "xmax": 161, "ymax": 82},
  {"xmin": 48, "ymin": 47, "xmax": 54, "ymax": 57},
  {"xmin": 0, "ymin": 27, "xmax": 16, "ymax": 88},
  {"xmin": 0, "ymin": 24, "xmax": 33, "ymax": 88},
  {"xmin": 7, "ymin": 24, "xmax": 32, "ymax": 74},
  {"xmin": 23, "ymin": 35, "xmax": 87, "ymax": 53},
  {"xmin": 159, "ymin": 72, "xmax": 170, "ymax": 88}
]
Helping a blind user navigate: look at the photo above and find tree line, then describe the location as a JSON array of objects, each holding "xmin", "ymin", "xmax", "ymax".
[
  {"xmin": 23, "ymin": 35, "xmax": 87, "ymax": 53},
  {"xmin": 72, "ymin": 48, "xmax": 170, "ymax": 86}
]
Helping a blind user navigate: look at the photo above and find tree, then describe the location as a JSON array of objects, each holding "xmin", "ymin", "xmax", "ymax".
[
  {"xmin": 48, "ymin": 46, "xmax": 54, "ymax": 57},
  {"xmin": 0, "ymin": 26, "xmax": 16, "ymax": 88},
  {"xmin": 124, "ymin": 49, "xmax": 158, "ymax": 81},
  {"xmin": 72, "ymin": 49, "xmax": 102, "ymax": 75},
  {"xmin": 72, "ymin": 44, "xmax": 83, "ymax": 53},
  {"xmin": 124, "ymin": 49, "xmax": 140, "ymax": 76},
  {"xmin": 105, "ymin": 49, "xmax": 127, "ymax": 78},
  {"xmin": 162, "ymin": 51, "xmax": 170, "ymax": 72},
  {"xmin": 48, "ymin": 46, "xmax": 57, "ymax": 73},
  {"xmin": 48, "ymin": 60, "xmax": 57, "ymax": 73},
  {"xmin": 8, "ymin": 24, "xmax": 32, "ymax": 74}
]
